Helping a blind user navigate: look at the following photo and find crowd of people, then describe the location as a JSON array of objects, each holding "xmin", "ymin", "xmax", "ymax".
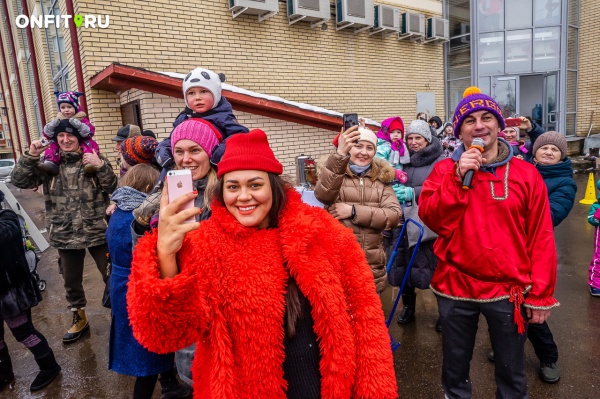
[{"xmin": 0, "ymin": 67, "xmax": 586, "ymax": 398}]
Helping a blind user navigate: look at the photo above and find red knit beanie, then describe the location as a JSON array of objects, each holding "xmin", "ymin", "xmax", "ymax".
[
  {"xmin": 388, "ymin": 118, "xmax": 404, "ymax": 134},
  {"xmin": 217, "ymin": 129, "xmax": 283, "ymax": 178},
  {"xmin": 171, "ymin": 119, "xmax": 223, "ymax": 158},
  {"xmin": 121, "ymin": 136, "xmax": 158, "ymax": 166}
]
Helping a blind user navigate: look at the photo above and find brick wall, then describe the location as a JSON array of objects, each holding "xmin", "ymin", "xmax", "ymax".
[{"xmin": 576, "ymin": 0, "xmax": 600, "ymax": 136}]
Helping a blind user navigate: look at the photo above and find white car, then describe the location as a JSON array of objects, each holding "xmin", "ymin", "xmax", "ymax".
[{"xmin": 0, "ymin": 159, "xmax": 15, "ymax": 180}]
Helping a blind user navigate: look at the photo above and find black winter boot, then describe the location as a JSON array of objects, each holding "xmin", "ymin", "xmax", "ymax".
[
  {"xmin": 30, "ymin": 350, "xmax": 61, "ymax": 391},
  {"xmin": 0, "ymin": 346, "xmax": 14, "ymax": 392},
  {"xmin": 159, "ymin": 369, "xmax": 193, "ymax": 399},
  {"xmin": 397, "ymin": 293, "xmax": 417, "ymax": 325}
]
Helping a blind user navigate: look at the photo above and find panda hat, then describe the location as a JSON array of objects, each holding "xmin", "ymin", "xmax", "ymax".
[{"xmin": 182, "ymin": 67, "xmax": 226, "ymax": 110}]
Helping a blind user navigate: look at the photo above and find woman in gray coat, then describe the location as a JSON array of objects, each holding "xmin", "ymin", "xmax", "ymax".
[{"xmin": 385, "ymin": 119, "xmax": 444, "ymax": 330}]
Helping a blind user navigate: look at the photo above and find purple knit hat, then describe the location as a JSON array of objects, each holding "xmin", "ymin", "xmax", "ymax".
[
  {"xmin": 55, "ymin": 91, "xmax": 82, "ymax": 112},
  {"xmin": 452, "ymin": 87, "xmax": 505, "ymax": 138},
  {"xmin": 171, "ymin": 119, "xmax": 223, "ymax": 158}
]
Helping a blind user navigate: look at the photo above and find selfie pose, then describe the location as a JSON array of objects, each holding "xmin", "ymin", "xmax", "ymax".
[
  {"xmin": 315, "ymin": 125, "xmax": 401, "ymax": 293},
  {"xmin": 127, "ymin": 130, "xmax": 398, "ymax": 399}
]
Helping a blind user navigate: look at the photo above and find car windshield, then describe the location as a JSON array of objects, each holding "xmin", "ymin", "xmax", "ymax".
[{"xmin": 0, "ymin": 160, "xmax": 14, "ymax": 167}]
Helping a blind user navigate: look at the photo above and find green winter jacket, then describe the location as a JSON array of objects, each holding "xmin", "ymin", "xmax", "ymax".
[{"xmin": 11, "ymin": 151, "xmax": 117, "ymax": 249}]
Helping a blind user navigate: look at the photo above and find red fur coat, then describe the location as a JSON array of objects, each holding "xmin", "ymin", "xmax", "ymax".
[{"xmin": 127, "ymin": 189, "xmax": 398, "ymax": 399}]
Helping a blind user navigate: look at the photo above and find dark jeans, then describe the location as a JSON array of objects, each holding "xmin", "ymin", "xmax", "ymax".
[
  {"xmin": 57, "ymin": 244, "xmax": 109, "ymax": 308},
  {"xmin": 527, "ymin": 321, "xmax": 558, "ymax": 364},
  {"xmin": 437, "ymin": 295, "xmax": 528, "ymax": 399}
]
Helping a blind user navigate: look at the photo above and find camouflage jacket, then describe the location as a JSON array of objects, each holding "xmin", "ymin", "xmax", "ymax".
[{"xmin": 11, "ymin": 151, "xmax": 117, "ymax": 249}]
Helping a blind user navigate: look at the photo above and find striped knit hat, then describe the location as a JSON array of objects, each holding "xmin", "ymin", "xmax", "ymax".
[
  {"xmin": 453, "ymin": 86, "xmax": 505, "ymax": 138},
  {"xmin": 121, "ymin": 136, "xmax": 158, "ymax": 167}
]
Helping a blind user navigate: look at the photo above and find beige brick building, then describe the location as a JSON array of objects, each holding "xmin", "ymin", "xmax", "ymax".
[
  {"xmin": 0, "ymin": 0, "xmax": 447, "ymax": 178},
  {"xmin": 575, "ymin": 0, "xmax": 600, "ymax": 136}
]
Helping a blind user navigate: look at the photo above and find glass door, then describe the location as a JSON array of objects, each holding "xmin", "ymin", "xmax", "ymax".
[
  {"xmin": 492, "ymin": 76, "xmax": 519, "ymax": 118},
  {"xmin": 542, "ymin": 72, "xmax": 558, "ymax": 132}
]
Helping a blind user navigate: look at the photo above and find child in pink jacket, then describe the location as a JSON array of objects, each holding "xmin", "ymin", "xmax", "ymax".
[
  {"xmin": 586, "ymin": 179, "xmax": 600, "ymax": 297},
  {"xmin": 37, "ymin": 91, "xmax": 99, "ymax": 176}
]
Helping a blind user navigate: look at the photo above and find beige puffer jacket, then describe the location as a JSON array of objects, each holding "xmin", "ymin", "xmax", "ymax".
[{"xmin": 315, "ymin": 153, "xmax": 401, "ymax": 292}]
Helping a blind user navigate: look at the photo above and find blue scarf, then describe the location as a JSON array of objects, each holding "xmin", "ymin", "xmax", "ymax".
[
  {"xmin": 349, "ymin": 162, "xmax": 372, "ymax": 176},
  {"xmin": 110, "ymin": 187, "xmax": 148, "ymax": 211}
]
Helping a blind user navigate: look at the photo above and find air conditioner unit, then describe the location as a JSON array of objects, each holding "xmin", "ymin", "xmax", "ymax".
[
  {"xmin": 425, "ymin": 16, "xmax": 449, "ymax": 44},
  {"xmin": 398, "ymin": 11, "xmax": 424, "ymax": 41},
  {"xmin": 229, "ymin": 0, "xmax": 279, "ymax": 22},
  {"xmin": 287, "ymin": 0, "xmax": 330, "ymax": 28},
  {"xmin": 336, "ymin": 0, "xmax": 374, "ymax": 33},
  {"xmin": 369, "ymin": 4, "xmax": 399, "ymax": 36}
]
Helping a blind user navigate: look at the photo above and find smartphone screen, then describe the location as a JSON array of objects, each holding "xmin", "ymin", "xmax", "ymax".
[
  {"xmin": 166, "ymin": 170, "xmax": 195, "ymax": 223},
  {"xmin": 342, "ymin": 113, "xmax": 359, "ymax": 132}
]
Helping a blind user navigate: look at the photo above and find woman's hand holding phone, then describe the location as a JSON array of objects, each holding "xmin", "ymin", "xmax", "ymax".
[
  {"xmin": 156, "ymin": 179, "xmax": 201, "ymax": 278},
  {"xmin": 337, "ymin": 125, "xmax": 360, "ymax": 157}
]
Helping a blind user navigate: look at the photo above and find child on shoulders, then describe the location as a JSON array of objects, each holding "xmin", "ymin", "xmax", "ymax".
[
  {"xmin": 155, "ymin": 67, "xmax": 249, "ymax": 169},
  {"xmin": 39, "ymin": 92, "xmax": 99, "ymax": 176}
]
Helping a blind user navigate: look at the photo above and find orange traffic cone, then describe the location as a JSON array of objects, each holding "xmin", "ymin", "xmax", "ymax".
[{"xmin": 580, "ymin": 172, "xmax": 597, "ymax": 205}]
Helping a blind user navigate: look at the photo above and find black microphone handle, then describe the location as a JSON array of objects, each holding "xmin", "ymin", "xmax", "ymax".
[{"xmin": 462, "ymin": 169, "xmax": 475, "ymax": 189}]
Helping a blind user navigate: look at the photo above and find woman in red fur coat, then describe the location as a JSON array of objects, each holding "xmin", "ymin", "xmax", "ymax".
[{"xmin": 127, "ymin": 129, "xmax": 398, "ymax": 399}]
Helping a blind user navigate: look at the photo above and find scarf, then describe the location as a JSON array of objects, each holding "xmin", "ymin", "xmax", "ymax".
[
  {"xmin": 111, "ymin": 187, "xmax": 148, "ymax": 212},
  {"xmin": 349, "ymin": 162, "xmax": 372, "ymax": 176}
]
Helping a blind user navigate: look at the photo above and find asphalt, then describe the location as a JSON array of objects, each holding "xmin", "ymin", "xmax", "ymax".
[{"xmin": 2, "ymin": 173, "xmax": 600, "ymax": 398}]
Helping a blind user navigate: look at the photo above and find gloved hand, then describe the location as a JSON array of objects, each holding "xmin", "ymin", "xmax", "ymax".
[
  {"xmin": 133, "ymin": 191, "xmax": 162, "ymax": 227},
  {"xmin": 43, "ymin": 118, "xmax": 61, "ymax": 138},
  {"xmin": 395, "ymin": 169, "xmax": 408, "ymax": 184},
  {"xmin": 69, "ymin": 118, "xmax": 91, "ymax": 137},
  {"xmin": 594, "ymin": 207, "xmax": 600, "ymax": 220},
  {"xmin": 392, "ymin": 184, "xmax": 413, "ymax": 203}
]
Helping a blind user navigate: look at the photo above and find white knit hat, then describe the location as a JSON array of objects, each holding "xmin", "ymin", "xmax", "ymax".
[
  {"xmin": 405, "ymin": 120, "xmax": 432, "ymax": 143},
  {"xmin": 358, "ymin": 127, "xmax": 378, "ymax": 148},
  {"xmin": 182, "ymin": 67, "xmax": 226, "ymax": 110}
]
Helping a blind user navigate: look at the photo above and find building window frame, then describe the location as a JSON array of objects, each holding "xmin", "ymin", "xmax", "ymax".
[{"xmin": 40, "ymin": 0, "xmax": 70, "ymax": 92}]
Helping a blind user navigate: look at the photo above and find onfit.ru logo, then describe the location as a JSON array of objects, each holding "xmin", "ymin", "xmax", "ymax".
[{"xmin": 15, "ymin": 14, "xmax": 109, "ymax": 29}]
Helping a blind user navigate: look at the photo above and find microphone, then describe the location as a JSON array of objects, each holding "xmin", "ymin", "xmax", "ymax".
[{"xmin": 461, "ymin": 138, "xmax": 485, "ymax": 190}]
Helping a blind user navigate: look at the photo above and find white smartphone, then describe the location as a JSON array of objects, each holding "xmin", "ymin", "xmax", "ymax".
[{"xmin": 166, "ymin": 169, "xmax": 195, "ymax": 223}]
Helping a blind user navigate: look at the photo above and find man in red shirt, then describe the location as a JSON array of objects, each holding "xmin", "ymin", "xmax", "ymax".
[{"xmin": 419, "ymin": 87, "xmax": 558, "ymax": 398}]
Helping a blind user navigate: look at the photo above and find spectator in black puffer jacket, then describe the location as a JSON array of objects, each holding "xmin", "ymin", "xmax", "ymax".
[{"xmin": 0, "ymin": 190, "xmax": 61, "ymax": 393}]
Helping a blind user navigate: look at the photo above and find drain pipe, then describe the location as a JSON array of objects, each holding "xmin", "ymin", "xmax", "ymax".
[
  {"xmin": 20, "ymin": 0, "xmax": 45, "ymax": 126},
  {"xmin": 64, "ymin": 0, "xmax": 87, "ymax": 113},
  {"xmin": 1, "ymin": 0, "xmax": 31, "ymax": 146},
  {"xmin": 0, "ymin": 30, "xmax": 23, "ymax": 156}
]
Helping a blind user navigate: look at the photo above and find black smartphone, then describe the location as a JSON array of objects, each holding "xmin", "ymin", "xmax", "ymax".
[{"xmin": 342, "ymin": 113, "xmax": 359, "ymax": 132}]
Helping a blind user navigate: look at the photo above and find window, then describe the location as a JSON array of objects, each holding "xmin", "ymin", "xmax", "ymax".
[
  {"xmin": 0, "ymin": 131, "xmax": 4, "ymax": 140},
  {"xmin": 534, "ymin": 0, "xmax": 561, "ymax": 26},
  {"xmin": 40, "ymin": 0, "xmax": 70, "ymax": 91},
  {"xmin": 14, "ymin": 0, "xmax": 41, "ymax": 136},
  {"xmin": 120, "ymin": 101, "xmax": 143, "ymax": 130}
]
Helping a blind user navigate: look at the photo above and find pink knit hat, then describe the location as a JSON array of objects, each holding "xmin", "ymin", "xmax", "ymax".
[{"xmin": 171, "ymin": 119, "xmax": 223, "ymax": 158}]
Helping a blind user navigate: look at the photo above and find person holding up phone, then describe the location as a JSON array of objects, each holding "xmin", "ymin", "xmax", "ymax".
[
  {"xmin": 314, "ymin": 124, "xmax": 401, "ymax": 293},
  {"xmin": 127, "ymin": 129, "xmax": 398, "ymax": 398},
  {"xmin": 502, "ymin": 116, "xmax": 544, "ymax": 161},
  {"xmin": 11, "ymin": 119, "xmax": 117, "ymax": 344}
]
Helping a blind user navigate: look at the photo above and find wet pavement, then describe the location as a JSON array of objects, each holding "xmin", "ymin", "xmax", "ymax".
[{"xmin": 2, "ymin": 173, "xmax": 600, "ymax": 398}]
